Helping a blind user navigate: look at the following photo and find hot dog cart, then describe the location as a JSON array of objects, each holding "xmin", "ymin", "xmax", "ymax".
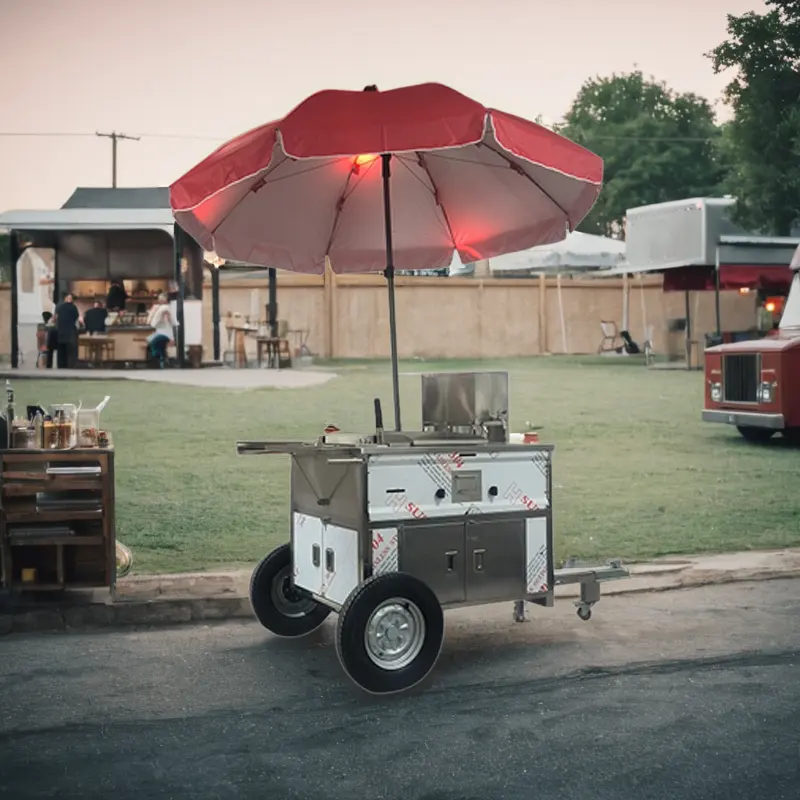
[{"xmin": 238, "ymin": 371, "xmax": 628, "ymax": 694}]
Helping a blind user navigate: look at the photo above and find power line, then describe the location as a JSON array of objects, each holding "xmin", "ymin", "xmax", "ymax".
[
  {"xmin": 0, "ymin": 130, "xmax": 718, "ymax": 143},
  {"xmin": 0, "ymin": 131, "xmax": 228, "ymax": 141},
  {"xmin": 0, "ymin": 132, "xmax": 96, "ymax": 138},
  {"xmin": 579, "ymin": 135, "xmax": 718, "ymax": 142}
]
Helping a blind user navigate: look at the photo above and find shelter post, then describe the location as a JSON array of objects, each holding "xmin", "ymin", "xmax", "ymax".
[
  {"xmin": 714, "ymin": 245, "xmax": 721, "ymax": 336},
  {"xmin": 173, "ymin": 224, "xmax": 186, "ymax": 367},
  {"xmin": 51, "ymin": 247, "xmax": 60, "ymax": 305},
  {"xmin": 538, "ymin": 273, "xmax": 548, "ymax": 354},
  {"xmin": 268, "ymin": 267, "xmax": 278, "ymax": 338},
  {"xmin": 211, "ymin": 266, "xmax": 221, "ymax": 362},
  {"xmin": 9, "ymin": 232, "xmax": 20, "ymax": 369},
  {"xmin": 622, "ymin": 273, "xmax": 630, "ymax": 332},
  {"xmin": 684, "ymin": 289, "xmax": 692, "ymax": 370},
  {"xmin": 381, "ymin": 153, "xmax": 402, "ymax": 432}
]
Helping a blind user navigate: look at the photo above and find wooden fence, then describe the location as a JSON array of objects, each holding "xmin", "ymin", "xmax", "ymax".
[{"xmin": 1, "ymin": 273, "xmax": 756, "ymax": 362}]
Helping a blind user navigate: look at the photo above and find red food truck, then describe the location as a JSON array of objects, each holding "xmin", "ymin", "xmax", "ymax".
[{"xmin": 702, "ymin": 245, "xmax": 800, "ymax": 443}]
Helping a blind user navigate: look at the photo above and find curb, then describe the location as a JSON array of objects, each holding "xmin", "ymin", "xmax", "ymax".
[
  {"xmin": 2, "ymin": 565, "xmax": 800, "ymax": 636},
  {"xmin": 0, "ymin": 596, "xmax": 254, "ymax": 636}
]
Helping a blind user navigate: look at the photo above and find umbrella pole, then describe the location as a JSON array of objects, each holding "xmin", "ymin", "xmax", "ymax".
[{"xmin": 381, "ymin": 153, "xmax": 402, "ymax": 431}]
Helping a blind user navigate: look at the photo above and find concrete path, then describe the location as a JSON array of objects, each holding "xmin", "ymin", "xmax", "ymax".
[
  {"xmin": 2, "ymin": 547, "xmax": 799, "ymax": 635},
  {"xmin": 0, "ymin": 366, "xmax": 337, "ymax": 390}
]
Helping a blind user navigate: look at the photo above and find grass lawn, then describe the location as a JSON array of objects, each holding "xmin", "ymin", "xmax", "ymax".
[{"xmin": 9, "ymin": 357, "xmax": 800, "ymax": 574}]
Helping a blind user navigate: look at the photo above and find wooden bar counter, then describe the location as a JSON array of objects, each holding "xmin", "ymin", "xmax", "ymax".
[
  {"xmin": 78, "ymin": 326, "xmax": 175, "ymax": 367},
  {"xmin": 0, "ymin": 448, "xmax": 117, "ymax": 593}
]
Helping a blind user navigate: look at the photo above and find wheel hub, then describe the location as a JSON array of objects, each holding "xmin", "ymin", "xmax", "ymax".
[
  {"xmin": 270, "ymin": 567, "xmax": 317, "ymax": 618},
  {"xmin": 364, "ymin": 598, "xmax": 425, "ymax": 671}
]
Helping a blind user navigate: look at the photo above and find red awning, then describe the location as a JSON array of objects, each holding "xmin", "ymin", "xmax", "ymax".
[{"xmin": 662, "ymin": 264, "xmax": 793, "ymax": 293}]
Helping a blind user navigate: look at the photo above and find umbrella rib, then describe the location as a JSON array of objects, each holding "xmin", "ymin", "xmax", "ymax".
[
  {"xmin": 324, "ymin": 157, "xmax": 380, "ymax": 255},
  {"xmin": 422, "ymin": 152, "xmax": 509, "ymax": 169},
  {"xmin": 259, "ymin": 156, "xmax": 351, "ymax": 186},
  {"xmin": 414, "ymin": 152, "xmax": 458, "ymax": 249},
  {"xmin": 325, "ymin": 171, "xmax": 356, "ymax": 256},
  {"xmin": 394, "ymin": 154, "xmax": 436, "ymax": 195},
  {"xmin": 479, "ymin": 142, "xmax": 572, "ymax": 228},
  {"xmin": 208, "ymin": 154, "xmax": 290, "ymax": 238}
]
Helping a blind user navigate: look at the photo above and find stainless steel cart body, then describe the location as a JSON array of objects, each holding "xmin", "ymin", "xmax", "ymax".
[
  {"xmin": 286, "ymin": 442, "xmax": 553, "ymax": 609},
  {"xmin": 239, "ymin": 372, "xmax": 628, "ymax": 694}
]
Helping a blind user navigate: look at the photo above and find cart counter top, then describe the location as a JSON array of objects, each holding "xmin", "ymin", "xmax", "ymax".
[{"xmin": 236, "ymin": 437, "xmax": 554, "ymax": 457}]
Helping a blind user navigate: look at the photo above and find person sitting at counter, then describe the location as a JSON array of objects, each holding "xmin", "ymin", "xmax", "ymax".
[
  {"xmin": 106, "ymin": 280, "xmax": 128, "ymax": 312},
  {"xmin": 83, "ymin": 300, "xmax": 108, "ymax": 334},
  {"xmin": 146, "ymin": 293, "xmax": 174, "ymax": 368}
]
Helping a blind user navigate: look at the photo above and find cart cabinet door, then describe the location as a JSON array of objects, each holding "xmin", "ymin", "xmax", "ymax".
[
  {"xmin": 292, "ymin": 513, "xmax": 324, "ymax": 596},
  {"xmin": 465, "ymin": 518, "xmax": 526, "ymax": 603},
  {"xmin": 320, "ymin": 524, "xmax": 361, "ymax": 606},
  {"xmin": 398, "ymin": 521, "xmax": 466, "ymax": 605}
]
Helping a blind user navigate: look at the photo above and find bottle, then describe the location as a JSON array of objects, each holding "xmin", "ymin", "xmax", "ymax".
[
  {"xmin": 33, "ymin": 410, "xmax": 43, "ymax": 449},
  {"xmin": 4, "ymin": 380, "xmax": 14, "ymax": 449}
]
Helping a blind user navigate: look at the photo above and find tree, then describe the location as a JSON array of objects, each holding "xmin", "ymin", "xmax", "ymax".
[
  {"xmin": 557, "ymin": 71, "xmax": 725, "ymax": 237},
  {"xmin": 708, "ymin": 0, "xmax": 800, "ymax": 235}
]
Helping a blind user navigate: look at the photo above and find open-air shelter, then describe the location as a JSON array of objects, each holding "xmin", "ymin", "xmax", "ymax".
[{"xmin": 0, "ymin": 187, "xmax": 218, "ymax": 368}]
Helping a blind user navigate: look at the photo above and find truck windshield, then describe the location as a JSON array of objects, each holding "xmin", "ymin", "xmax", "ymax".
[{"xmin": 780, "ymin": 273, "xmax": 800, "ymax": 330}]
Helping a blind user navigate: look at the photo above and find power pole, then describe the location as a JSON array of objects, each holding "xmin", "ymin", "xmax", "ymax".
[{"xmin": 95, "ymin": 131, "xmax": 140, "ymax": 187}]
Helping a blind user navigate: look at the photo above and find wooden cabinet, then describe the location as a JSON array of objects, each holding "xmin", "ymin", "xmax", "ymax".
[{"xmin": 0, "ymin": 449, "xmax": 116, "ymax": 593}]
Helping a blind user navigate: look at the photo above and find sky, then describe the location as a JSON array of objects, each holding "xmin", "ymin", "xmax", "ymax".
[{"xmin": 0, "ymin": 0, "xmax": 766, "ymax": 211}]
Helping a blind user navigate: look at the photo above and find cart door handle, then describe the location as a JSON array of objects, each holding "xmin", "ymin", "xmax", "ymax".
[
  {"xmin": 311, "ymin": 544, "xmax": 320, "ymax": 567},
  {"xmin": 473, "ymin": 549, "xmax": 486, "ymax": 572},
  {"xmin": 325, "ymin": 548, "xmax": 335, "ymax": 572},
  {"xmin": 445, "ymin": 550, "xmax": 458, "ymax": 572}
]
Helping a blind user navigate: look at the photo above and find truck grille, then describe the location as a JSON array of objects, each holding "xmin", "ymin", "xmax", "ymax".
[{"xmin": 723, "ymin": 354, "xmax": 759, "ymax": 403}]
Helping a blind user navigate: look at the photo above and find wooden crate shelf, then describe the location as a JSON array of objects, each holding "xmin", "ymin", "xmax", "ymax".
[{"xmin": 1, "ymin": 449, "xmax": 117, "ymax": 593}]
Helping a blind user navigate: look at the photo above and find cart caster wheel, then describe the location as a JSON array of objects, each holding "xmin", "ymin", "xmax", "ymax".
[
  {"xmin": 250, "ymin": 543, "xmax": 331, "ymax": 637},
  {"xmin": 335, "ymin": 573, "xmax": 444, "ymax": 695},
  {"xmin": 577, "ymin": 605, "xmax": 592, "ymax": 621}
]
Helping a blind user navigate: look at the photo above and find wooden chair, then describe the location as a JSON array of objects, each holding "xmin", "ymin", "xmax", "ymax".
[
  {"xmin": 597, "ymin": 321, "xmax": 625, "ymax": 354},
  {"xmin": 256, "ymin": 319, "xmax": 292, "ymax": 368}
]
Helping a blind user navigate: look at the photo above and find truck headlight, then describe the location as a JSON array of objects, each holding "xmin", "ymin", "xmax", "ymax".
[
  {"xmin": 758, "ymin": 382, "xmax": 774, "ymax": 403},
  {"xmin": 710, "ymin": 383, "xmax": 722, "ymax": 402}
]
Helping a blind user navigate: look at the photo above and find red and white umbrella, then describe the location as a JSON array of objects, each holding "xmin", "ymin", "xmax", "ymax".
[{"xmin": 170, "ymin": 83, "xmax": 603, "ymax": 427}]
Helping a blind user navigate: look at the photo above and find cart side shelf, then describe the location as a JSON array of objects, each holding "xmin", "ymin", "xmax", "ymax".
[{"xmin": 554, "ymin": 562, "xmax": 628, "ymax": 584}]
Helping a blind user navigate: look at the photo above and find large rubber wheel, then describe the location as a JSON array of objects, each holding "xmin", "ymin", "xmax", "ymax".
[
  {"xmin": 335, "ymin": 573, "xmax": 444, "ymax": 695},
  {"xmin": 737, "ymin": 426, "xmax": 775, "ymax": 443},
  {"xmin": 783, "ymin": 428, "xmax": 800, "ymax": 446},
  {"xmin": 249, "ymin": 544, "xmax": 331, "ymax": 637}
]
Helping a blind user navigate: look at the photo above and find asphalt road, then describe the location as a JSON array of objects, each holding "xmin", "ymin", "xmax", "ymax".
[{"xmin": 1, "ymin": 580, "xmax": 799, "ymax": 800}]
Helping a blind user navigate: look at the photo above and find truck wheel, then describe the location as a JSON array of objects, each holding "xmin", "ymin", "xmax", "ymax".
[
  {"xmin": 783, "ymin": 428, "xmax": 800, "ymax": 446},
  {"xmin": 335, "ymin": 573, "xmax": 444, "ymax": 695},
  {"xmin": 736, "ymin": 426, "xmax": 775, "ymax": 443},
  {"xmin": 250, "ymin": 544, "xmax": 331, "ymax": 637}
]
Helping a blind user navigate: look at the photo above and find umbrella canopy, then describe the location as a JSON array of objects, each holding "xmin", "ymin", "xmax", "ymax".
[
  {"xmin": 170, "ymin": 83, "xmax": 602, "ymax": 274},
  {"xmin": 170, "ymin": 83, "xmax": 603, "ymax": 429}
]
